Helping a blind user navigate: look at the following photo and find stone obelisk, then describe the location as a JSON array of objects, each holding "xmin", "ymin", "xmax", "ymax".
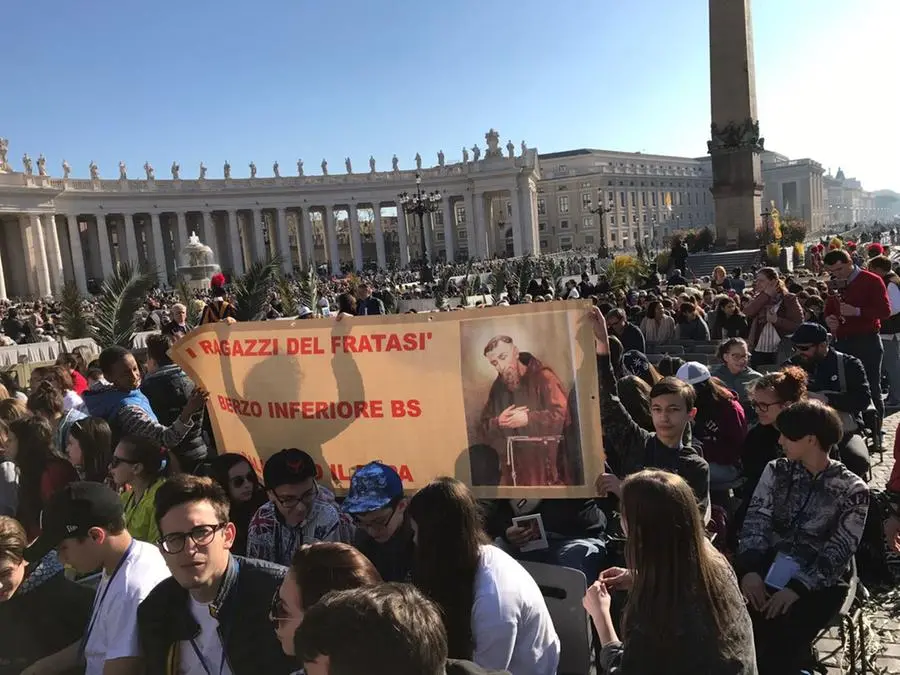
[{"xmin": 708, "ymin": 0, "xmax": 765, "ymax": 249}]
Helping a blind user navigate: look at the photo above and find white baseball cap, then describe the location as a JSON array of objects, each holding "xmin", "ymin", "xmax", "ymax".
[{"xmin": 675, "ymin": 361, "xmax": 710, "ymax": 386}]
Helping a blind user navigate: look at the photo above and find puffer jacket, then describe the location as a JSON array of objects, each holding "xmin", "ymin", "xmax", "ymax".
[{"xmin": 140, "ymin": 364, "xmax": 208, "ymax": 470}]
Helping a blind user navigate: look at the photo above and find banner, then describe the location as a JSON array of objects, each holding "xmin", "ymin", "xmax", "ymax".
[{"xmin": 170, "ymin": 301, "xmax": 604, "ymax": 498}]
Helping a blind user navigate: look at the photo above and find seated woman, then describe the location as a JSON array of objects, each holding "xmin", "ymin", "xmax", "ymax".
[
  {"xmin": 638, "ymin": 300, "xmax": 675, "ymax": 345},
  {"xmin": 207, "ymin": 453, "xmax": 267, "ymax": 556},
  {"xmin": 737, "ymin": 400, "xmax": 869, "ymax": 675},
  {"xmin": 711, "ymin": 296, "xmax": 750, "ymax": 340},
  {"xmin": 408, "ymin": 477, "xmax": 560, "ymax": 675},
  {"xmin": 272, "ymin": 541, "xmax": 382, "ymax": 659},
  {"xmin": 0, "ymin": 516, "xmax": 94, "ymax": 675},
  {"xmin": 109, "ymin": 435, "xmax": 168, "ymax": 544},
  {"xmin": 584, "ymin": 470, "xmax": 755, "ymax": 675},
  {"xmin": 711, "ymin": 338, "xmax": 761, "ymax": 410}
]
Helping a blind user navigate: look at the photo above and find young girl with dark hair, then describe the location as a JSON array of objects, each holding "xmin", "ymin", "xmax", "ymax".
[
  {"xmin": 26, "ymin": 380, "xmax": 87, "ymax": 454},
  {"xmin": 66, "ymin": 417, "xmax": 113, "ymax": 484},
  {"xmin": 407, "ymin": 477, "xmax": 559, "ymax": 675},
  {"xmin": 207, "ymin": 453, "xmax": 267, "ymax": 556},
  {"xmin": 7, "ymin": 417, "xmax": 78, "ymax": 540},
  {"xmin": 585, "ymin": 470, "xmax": 755, "ymax": 674},
  {"xmin": 109, "ymin": 435, "xmax": 169, "ymax": 543}
]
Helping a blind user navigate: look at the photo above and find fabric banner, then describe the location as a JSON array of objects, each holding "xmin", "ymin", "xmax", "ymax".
[{"xmin": 170, "ymin": 301, "xmax": 604, "ymax": 498}]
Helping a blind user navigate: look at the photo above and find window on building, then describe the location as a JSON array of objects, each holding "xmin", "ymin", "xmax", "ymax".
[
  {"xmin": 557, "ymin": 164, "xmax": 567, "ymax": 173},
  {"xmin": 506, "ymin": 201, "xmax": 512, "ymax": 217},
  {"xmin": 581, "ymin": 181, "xmax": 592, "ymax": 188},
  {"xmin": 436, "ymin": 231, "xmax": 445, "ymax": 241},
  {"xmin": 558, "ymin": 185, "xmax": 568, "ymax": 192},
  {"xmin": 651, "ymin": 192, "xmax": 657, "ymax": 207},
  {"xmin": 79, "ymin": 221, "xmax": 88, "ymax": 233},
  {"xmin": 540, "ymin": 239, "xmax": 549, "ymax": 249},
  {"xmin": 619, "ymin": 191, "xmax": 626, "ymax": 207},
  {"xmin": 560, "ymin": 220, "xmax": 570, "ymax": 230},
  {"xmin": 631, "ymin": 192, "xmax": 637, "ymax": 207},
  {"xmin": 621, "ymin": 215, "xmax": 626, "ymax": 224},
  {"xmin": 584, "ymin": 235, "xmax": 595, "ymax": 245},
  {"xmin": 607, "ymin": 191, "xmax": 614, "ymax": 204},
  {"xmin": 455, "ymin": 205, "xmax": 466, "ymax": 223},
  {"xmin": 459, "ymin": 230, "xmax": 467, "ymax": 240},
  {"xmin": 539, "ymin": 222, "xmax": 547, "ymax": 232},
  {"xmin": 537, "ymin": 198, "xmax": 546, "ymax": 215},
  {"xmin": 560, "ymin": 236, "xmax": 573, "ymax": 251},
  {"xmin": 583, "ymin": 216, "xmax": 594, "ymax": 229},
  {"xmin": 434, "ymin": 211, "xmax": 444, "ymax": 225},
  {"xmin": 582, "ymin": 193, "xmax": 592, "ymax": 211},
  {"xmin": 641, "ymin": 192, "xmax": 647, "ymax": 206},
  {"xmin": 558, "ymin": 196, "xmax": 569, "ymax": 213}
]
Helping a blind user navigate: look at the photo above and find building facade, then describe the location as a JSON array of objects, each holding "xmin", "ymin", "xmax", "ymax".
[
  {"xmin": 760, "ymin": 151, "xmax": 827, "ymax": 233},
  {"xmin": 0, "ymin": 132, "xmax": 540, "ymax": 299},
  {"xmin": 824, "ymin": 168, "xmax": 879, "ymax": 230}
]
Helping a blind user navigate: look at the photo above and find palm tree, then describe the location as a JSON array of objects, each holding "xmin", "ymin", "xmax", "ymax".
[
  {"xmin": 231, "ymin": 257, "xmax": 281, "ymax": 322},
  {"xmin": 176, "ymin": 280, "xmax": 201, "ymax": 327},
  {"xmin": 297, "ymin": 266, "xmax": 319, "ymax": 316},
  {"xmin": 58, "ymin": 281, "xmax": 91, "ymax": 341},
  {"xmin": 275, "ymin": 274, "xmax": 299, "ymax": 317},
  {"xmin": 90, "ymin": 263, "xmax": 158, "ymax": 347}
]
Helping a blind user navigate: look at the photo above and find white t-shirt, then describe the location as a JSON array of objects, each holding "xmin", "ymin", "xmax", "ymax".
[
  {"xmin": 64, "ymin": 389, "xmax": 84, "ymax": 411},
  {"xmin": 178, "ymin": 597, "xmax": 235, "ymax": 675},
  {"xmin": 84, "ymin": 539, "xmax": 171, "ymax": 675},
  {"xmin": 471, "ymin": 545, "xmax": 560, "ymax": 675}
]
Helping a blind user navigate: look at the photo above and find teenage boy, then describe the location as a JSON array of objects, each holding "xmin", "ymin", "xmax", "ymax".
[
  {"xmin": 590, "ymin": 307, "xmax": 710, "ymax": 515},
  {"xmin": 22, "ymin": 482, "xmax": 171, "ymax": 675},
  {"xmin": 247, "ymin": 448, "xmax": 347, "ymax": 566},
  {"xmin": 342, "ymin": 462, "xmax": 414, "ymax": 582},
  {"xmin": 295, "ymin": 583, "xmax": 511, "ymax": 675},
  {"xmin": 138, "ymin": 474, "xmax": 293, "ymax": 675}
]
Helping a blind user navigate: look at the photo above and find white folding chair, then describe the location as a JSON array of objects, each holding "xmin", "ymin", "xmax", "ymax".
[{"xmin": 521, "ymin": 561, "xmax": 593, "ymax": 675}]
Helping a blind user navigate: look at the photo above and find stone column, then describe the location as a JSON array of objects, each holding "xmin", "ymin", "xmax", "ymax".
[
  {"xmin": 250, "ymin": 208, "xmax": 266, "ymax": 263},
  {"xmin": 300, "ymin": 208, "xmax": 315, "ymax": 270},
  {"xmin": 123, "ymin": 214, "xmax": 139, "ymax": 265},
  {"xmin": 441, "ymin": 199, "xmax": 455, "ymax": 262},
  {"xmin": 149, "ymin": 212, "xmax": 168, "ymax": 286},
  {"xmin": 29, "ymin": 214, "xmax": 52, "ymax": 297},
  {"xmin": 276, "ymin": 208, "xmax": 292, "ymax": 274},
  {"xmin": 19, "ymin": 216, "xmax": 37, "ymax": 296},
  {"xmin": 474, "ymin": 194, "xmax": 488, "ymax": 258},
  {"xmin": 175, "ymin": 211, "xmax": 189, "ymax": 250},
  {"xmin": 324, "ymin": 208, "xmax": 341, "ymax": 275},
  {"xmin": 202, "ymin": 211, "xmax": 219, "ymax": 262},
  {"xmin": 509, "ymin": 187, "xmax": 524, "ymax": 257},
  {"xmin": 66, "ymin": 215, "xmax": 88, "ymax": 294},
  {"xmin": 464, "ymin": 195, "xmax": 477, "ymax": 258},
  {"xmin": 0, "ymin": 236, "xmax": 7, "ymax": 300},
  {"xmin": 41, "ymin": 213, "xmax": 65, "ymax": 293},
  {"xmin": 348, "ymin": 206, "xmax": 363, "ymax": 271},
  {"xmin": 708, "ymin": 0, "xmax": 763, "ymax": 248},
  {"xmin": 95, "ymin": 214, "xmax": 114, "ymax": 278},
  {"xmin": 225, "ymin": 210, "xmax": 244, "ymax": 276},
  {"xmin": 396, "ymin": 206, "xmax": 410, "ymax": 268},
  {"xmin": 372, "ymin": 205, "xmax": 387, "ymax": 270}
]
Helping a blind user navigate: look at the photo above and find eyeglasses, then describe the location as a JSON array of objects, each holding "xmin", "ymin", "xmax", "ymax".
[
  {"xmin": 269, "ymin": 590, "xmax": 291, "ymax": 623},
  {"xmin": 352, "ymin": 503, "xmax": 398, "ymax": 533},
  {"xmin": 751, "ymin": 399, "xmax": 783, "ymax": 412},
  {"xmin": 109, "ymin": 455, "xmax": 140, "ymax": 469},
  {"xmin": 230, "ymin": 472, "xmax": 255, "ymax": 489},
  {"xmin": 157, "ymin": 523, "xmax": 226, "ymax": 554},
  {"xmin": 272, "ymin": 482, "xmax": 318, "ymax": 510}
]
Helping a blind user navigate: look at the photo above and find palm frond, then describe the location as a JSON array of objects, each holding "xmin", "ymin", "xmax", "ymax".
[
  {"xmin": 232, "ymin": 257, "xmax": 281, "ymax": 322},
  {"xmin": 297, "ymin": 266, "xmax": 319, "ymax": 315},
  {"xmin": 276, "ymin": 275, "xmax": 299, "ymax": 317},
  {"xmin": 518, "ymin": 257, "xmax": 536, "ymax": 298},
  {"xmin": 89, "ymin": 263, "xmax": 158, "ymax": 347},
  {"xmin": 59, "ymin": 281, "xmax": 91, "ymax": 340},
  {"xmin": 176, "ymin": 280, "xmax": 201, "ymax": 327},
  {"xmin": 489, "ymin": 263, "xmax": 508, "ymax": 305},
  {"xmin": 433, "ymin": 267, "xmax": 455, "ymax": 309}
]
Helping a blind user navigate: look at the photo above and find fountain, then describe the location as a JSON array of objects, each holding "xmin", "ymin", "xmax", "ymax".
[{"xmin": 177, "ymin": 231, "xmax": 221, "ymax": 291}]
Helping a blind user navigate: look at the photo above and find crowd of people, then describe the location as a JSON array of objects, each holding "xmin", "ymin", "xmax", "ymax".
[{"xmin": 0, "ymin": 233, "xmax": 900, "ymax": 675}]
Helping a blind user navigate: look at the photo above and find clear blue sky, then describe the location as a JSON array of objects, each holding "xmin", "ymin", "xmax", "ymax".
[{"xmin": 3, "ymin": 0, "xmax": 897, "ymax": 189}]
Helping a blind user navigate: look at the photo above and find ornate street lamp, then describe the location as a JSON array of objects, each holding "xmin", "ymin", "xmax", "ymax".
[
  {"xmin": 587, "ymin": 189, "xmax": 615, "ymax": 259},
  {"xmin": 398, "ymin": 172, "xmax": 442, "ymax": 263}
]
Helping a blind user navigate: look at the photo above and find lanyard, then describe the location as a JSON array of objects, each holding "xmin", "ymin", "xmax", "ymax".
[
  {"xmin": 189, "ymin": 637, "xmax": 228, "ymax": 675},
  {"xmin": 79, "ymin": 539, "xmax": 136, "ymax": 660}
]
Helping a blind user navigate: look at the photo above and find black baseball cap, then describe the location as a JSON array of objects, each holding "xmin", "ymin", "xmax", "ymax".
[
  {"xmin": 788, "ymin": 322, "xmax": 829, "ymax": 346},
  {"xmin": 263, "ymin": 448, "xmax": 317, "ymax": 491},
  {"xmin": 25, "ymin": 482, "xmax": 124, "ymax": 563}
]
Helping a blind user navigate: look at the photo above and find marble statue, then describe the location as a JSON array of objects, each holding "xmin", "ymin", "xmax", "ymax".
[
  {"xmin": 37, "ymin": 154, "xmax": 47, "ymax": 176},
  {"xmin": 273, "ymin": 161, "xmax": 280, "ymax": 178},
  {"xmin": 171, "ymin": 161, "xmax": 180, "ymax": 179},
  {"xmin": 321, "ymin": 158, "xmax": 328, "ymax": 175},
  {"xmin": 472, "ymin": 145, "xmax": 481, "ymax": 161},
  {"xmin": 297, "ymin": 159, "xmax": 304, "ymax": 176},
  {"xmin": 22, "ymin": 154, "xmax": 33, "ymax": 176},
  {"xmin": 462, "ymin": 147, "xmax": 469, "ymax": 163},
  {"xmin": 0, "ymin": 138, "xmax": 8, "ymax": 169},
  {"xmin": 89, "ymin": 161, "xmax": 99, "ymax": 180},
  {"xmin": 249, "ymin": 162, "xmax": 257, "ymax": 178},
  {"xmin": 438, "ymin": 150, "xmax": 445, "ymax": 167},
  {"xmin": 369, "ymin": 155, "xmax": 376, "ymax": 173},
  {"xmin": 222, "ymin": 161, "xmax": 230, "ymax": 179},
  {"xmin": 345, "ymin": 157, "xmax": 352, "ymax": 174},
  {"xmin": 392, "ymin": 155, "xmax": 399, "ymax": 171},
  {"xmin": 62, "ymin": 159, "xmax": 71, "ymax": 179},
  {"xmin": 118, "ymin": 161, "xmax": 127, "ymax": 180},
  {"xmin": 484, "ymin": 129, "xmax": 501, "ymax": 158},
  {"xmin": 200, "ymin": 162, "xmax": 208, "ymax": 180},
  {"xmin": 521, "ymin": 140, "xmax": 527, "ymax": 157},
  {"xmin": 144, "ymin": 161, "xmax": 154, "ymax": 180},
  {"xmin": 506, "ymin": 140, "xmax": 515, "ymax": 159},
  {"xmin": 415, "ymin": 153, "xmax": 422, "ymax": 170}
]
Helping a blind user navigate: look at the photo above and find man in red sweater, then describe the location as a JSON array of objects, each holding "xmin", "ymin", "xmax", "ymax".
[{"xmin": 823, "ymin": 249, "xmax": 891, "ymax": 444}]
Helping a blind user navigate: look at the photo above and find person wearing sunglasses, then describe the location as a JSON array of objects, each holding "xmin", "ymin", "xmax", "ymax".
[
  {"xmin": 137, "ymin": 474, "xmax": 293, "ymax": 675},
  {"xmin": 247, "ymin": 449, "xmax": 349, "ymax": 567},
  {"xmin": 341, "ymin": 462, "xmax": 413, "ymax": 582},
  {"xmin": 206, "ymin": 454, "xmax": 266, "ymax": 556},
  {"xmin": 109, "ymin": 436, "xmax": 169, "ymax": 545}
]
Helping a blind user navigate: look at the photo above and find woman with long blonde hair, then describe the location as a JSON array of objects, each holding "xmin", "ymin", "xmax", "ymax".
[{"xmin": 584, "ymin": 470, "xmax": 756, "ymax": 674}]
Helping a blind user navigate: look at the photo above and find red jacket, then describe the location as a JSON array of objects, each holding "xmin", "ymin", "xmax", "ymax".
[
  {"xmin": 830, "ymin": 269, "xmax": 890, "ymax": 338},
  {"xmin": 70, "ymin": 370, "xmax": 88, "ymax": 396}
]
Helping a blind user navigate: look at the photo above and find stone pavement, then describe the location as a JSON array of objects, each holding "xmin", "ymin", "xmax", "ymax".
[{"xmin": 816, "ymin": 410, "xmax": 900, "ymax": 674}]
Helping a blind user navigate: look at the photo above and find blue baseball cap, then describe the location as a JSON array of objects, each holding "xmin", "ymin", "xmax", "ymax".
[{"xmin": 342, "ymin": 462, "xmax": 404, "ymax": 514}]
